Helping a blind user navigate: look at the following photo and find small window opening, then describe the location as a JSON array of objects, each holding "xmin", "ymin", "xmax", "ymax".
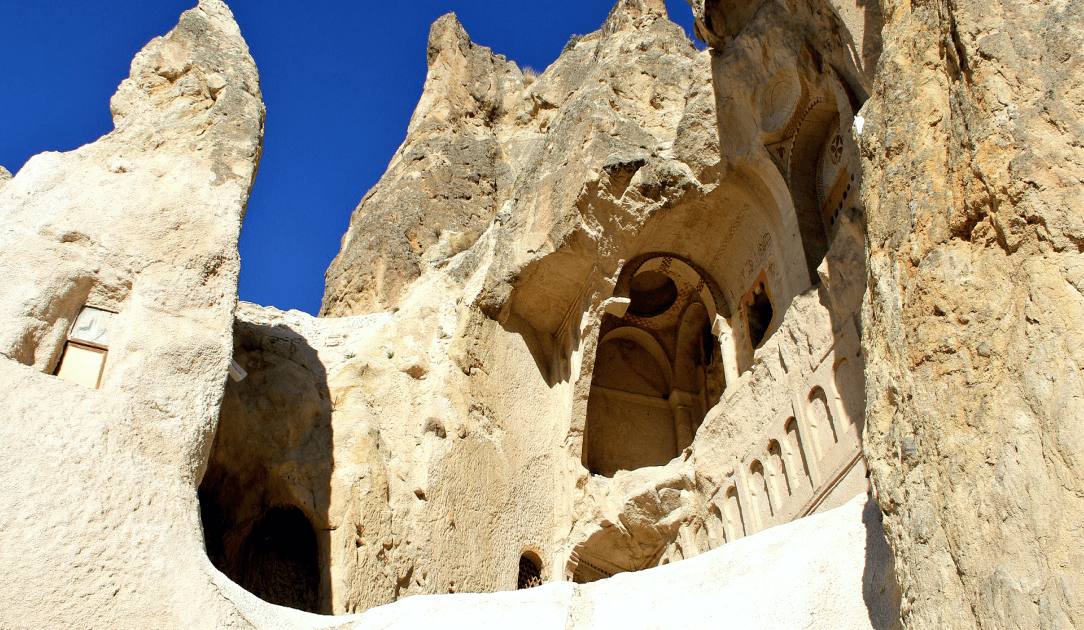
[
  {"xmin": 628, "ymin": 271, "xmax": 678, "ymax": 317},
  {"xmin": 517, "ymin": 552, "xmax": 543, "ymax": 589},
  {"xmin": 746, "ymin": 282, "xmax": 774, "ymax": 349},
  {"xmin": 55, "ymin": 306, "xmax": 115, "ymax": 388}
]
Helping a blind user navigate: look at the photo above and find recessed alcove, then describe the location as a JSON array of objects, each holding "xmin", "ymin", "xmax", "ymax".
[
  {"xmin": 197, "ymin": 316, "xmax": 333, "ymax": 615},
  {"xmin": 584, "ymin": 254, "xmax": 728, "ymax": 477},
  {"xmin": 628, "ymin": 271, "xmax": 678, "ymax": 317},
  {"xmin": 517, "ymin": 551, "xmax": 544, "ymax": 589},
  {"xmin": 745, "ymin": 281, "xmax": 774, "ymax": 349}
]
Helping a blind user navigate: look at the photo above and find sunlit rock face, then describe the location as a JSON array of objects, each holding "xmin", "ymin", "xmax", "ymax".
[
  {"xmin": 0, "ymin": 1, "xmax": 264, "ymax": 628},
  {"xmin": 235, "ymin": 0, "xmax": 882, "ymax": 617},
  {"xmin": 854, "ymin": 0, "xmax": 1084, "ymax": 628},
  {"xmin": 8, "ymin": 0, "xmax": 1081, "ymax": 625}
]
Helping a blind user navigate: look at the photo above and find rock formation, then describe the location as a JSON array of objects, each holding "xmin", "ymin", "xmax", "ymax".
[
  {"xmin": 0, "ymin": 1, "xmax": 264, "ymax": 627},
  {"xmin": 857, "ymin": 0, "xmax": 1084, "ymax": 628},
  {"xmin": 201, "ymin": 0, "xmax": 882, "ymax": 617},
  {"xmin": 1, "ymin": 0, "xmax": 1081, "ymax": 626},
  {"xmin": 693, "ymin": 0, "xmax": 1084, "ymax": 626}
]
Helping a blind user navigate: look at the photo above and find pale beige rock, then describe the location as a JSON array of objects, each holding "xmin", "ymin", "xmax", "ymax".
[
  {"xmin": 0, "ymin": 0, "xmax": 914, "ymax": 627},
  {"xmin": 207, "ymin": 494, "xmax": 897, "ymax": 630},
  {"xmin": 856, "ymin": 0, "xmax": 1084, "ymax": 627},
  {"xmin": 202, "ymin": 0, "xmax": 880, "ymax": 617},
  {"xmin": 0, "ymin": 1, "xmax": 264, "ymax": 628}
]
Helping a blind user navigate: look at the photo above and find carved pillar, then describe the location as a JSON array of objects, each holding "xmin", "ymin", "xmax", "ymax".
[
  {"xmin": 669, "ymin": 389, "xmax": 698, "ymax": 453},
  {"xmin": 712, "ymin": 315, "xmax": 740, "ymax": 390}
]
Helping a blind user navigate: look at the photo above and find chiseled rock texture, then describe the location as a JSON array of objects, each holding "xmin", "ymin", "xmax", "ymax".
[
  {"xmin": 0, "ymin": 1, "xmax": 264, "ymax": 628},
  {"xmin": 858, "ymin": 0, "xmax": 1084, "ymax": 627}
]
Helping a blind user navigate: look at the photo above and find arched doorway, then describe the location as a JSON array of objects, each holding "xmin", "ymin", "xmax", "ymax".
[{"xmin": 584, "ymin": 256, "xmax": 728, "ymax": 476}]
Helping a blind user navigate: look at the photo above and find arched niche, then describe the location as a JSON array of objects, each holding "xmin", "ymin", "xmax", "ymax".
[
  {"xmin": 584, "ymin": 329, "xmax": 676, "ymax": 477},
  {"xmin": 833, "ymin": 356, "xmax": 865, "ymax": 434},
  {"xmin": 807, "ymin": 386, "xmax": 839, "ymax": 462},
  {"xmin": 517, "ymin": 551, "xmax": 544, "ymax": 590},
  {"xmin": 748, "ymin": 460, "xmax": 774, "ymax": 531},
  {"xmin": 592, "ymin": 327, "xmax": 673, "ymax": 392},
  {"xmin": 623, "ymin": 171, "xmax": 803, "ymax": 320},
  {"xmin": 611, "ymin": 252, "xmax": 741, "ymax": 390},
  {"xmin": 787, "ymin": 98, "xmax": 838, "ymax": 285},
  {"xmin": 767, "ymin": 439, "xmax": 792, "ymax": 498},
  {"xmin": 585, "ymin": 249, "xmax": 737, "ymax": 476}
]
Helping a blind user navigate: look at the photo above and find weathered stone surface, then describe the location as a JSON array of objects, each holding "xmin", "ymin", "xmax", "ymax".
[
  {"xmin": 0, "ymin": 0, "xmax": 937, "ymax": 626},
  {"xmin": 0, "ymin": 1, "xmax": 264, "ymax": 627},
  {"xmin": 320, "ymin": 14, "xmax": 522, "ymax": 316},
  {"xmin": 857, "ymin": 0, "xmax": 1084, "ymax": 627},
  {"xmin": 321, "ymin": 1, "xmax": 713, "ymax": 318},
  {"xmin": 245, "ymin": 0, "xmax": 878, "ymax": 617},
  {"xmin": 0, "ymin": 165, "xmax": 11, "ymax": 184}
]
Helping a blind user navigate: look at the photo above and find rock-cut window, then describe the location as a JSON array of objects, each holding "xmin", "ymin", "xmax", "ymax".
[
  {"xmin": 54, "ymin": 306, "xmax": 114, "ymax": 388},
  {"xmin": 746, "ymin": 282, "xmax": 773, "ymax": 349},
  {"xmin": 517, "ymin": 552, "xmax": 543, "ymax": 589}
]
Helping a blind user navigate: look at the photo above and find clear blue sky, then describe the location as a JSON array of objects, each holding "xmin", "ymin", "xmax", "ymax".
[{"xmin": 0, "ymin": 1, "xmax": 700, "ymax": 315}]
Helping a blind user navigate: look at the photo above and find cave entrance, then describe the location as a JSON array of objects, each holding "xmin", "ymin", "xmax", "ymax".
[{"xmin": 199, "ymin": 489, "xmax": 322, "ymax": 614}]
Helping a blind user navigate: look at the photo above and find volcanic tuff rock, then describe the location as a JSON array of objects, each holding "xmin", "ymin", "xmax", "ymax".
[
  {"xmin": 211, "ymin": 3, "xmax": 751, "ymax": 614},
  {"xmin": 231, "ymin": 0, "xmax": 881, "ymax": 617},
  {"xmin": 857, "ymin": 0, "xmax": 1084, "ymax": 627},
  {"xmin": 0, "ymin": 1, "xmax": 264, "ymax": 627},
  {"xmin": 11, "ymin": 0, "xmax": 1083, "ymax": 624},
  {"xmin": 321, "ymin": 0, "xmax": 715, "ymax": 317}
]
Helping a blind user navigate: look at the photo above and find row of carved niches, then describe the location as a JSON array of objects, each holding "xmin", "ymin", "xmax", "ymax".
[
  {"xmin": 585, "ymin": 255, "xmax": 727, "ymax": 477},
  {"xmin": 704, "ymin": 330, "xmax": 866, "ymax": 545}
]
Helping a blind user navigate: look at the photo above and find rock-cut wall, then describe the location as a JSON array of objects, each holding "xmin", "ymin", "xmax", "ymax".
[{"xmin": 0, "ymin": 1, "xmax": 265, "ymax": 628}]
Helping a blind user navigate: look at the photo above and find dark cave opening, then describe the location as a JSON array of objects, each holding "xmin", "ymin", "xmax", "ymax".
[
  {"xmin": 746, "ymin": 282, "xmax": 774, "ymax": 349},
  {"xmin": 240, "ymin": 506, "xmax": 321, "ymax": 612},
  {"xmin": 199, "ymin": 490, "xmax": 321, "ymax": 614}
]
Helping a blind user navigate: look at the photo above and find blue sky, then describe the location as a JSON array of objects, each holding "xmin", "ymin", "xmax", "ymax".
[{"xmin": 0, "ymin": 1, "xmax": 700, "ymax": 315}]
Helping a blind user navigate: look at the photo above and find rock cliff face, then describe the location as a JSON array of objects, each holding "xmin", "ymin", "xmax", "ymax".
[
  {"xmin": 856, "ymin": 0, "xmax": 1084, "ymax": 627},
  {"xmin": 0, "ymin": 1, "xmax": 264, "ymax": 627},
  {"xmin": 6, "ymin": 0, "xmax": 1080, "ymax": 626},
  {"xmin": 321, "ymin": 0, "xmax": 716, "ymax": 318},
  {"xmin": 209, "ymin": 0, "xmax": 879, "ymax": 617}
]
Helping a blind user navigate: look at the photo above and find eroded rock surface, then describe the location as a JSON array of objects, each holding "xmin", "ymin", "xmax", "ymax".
[
  {"xmin": 18, "ymin": 0, "xmax": 1076, "ymax": 625},
  {"xmin": 858, "ymin": 0, "xmax": 1084, "ymax": 627},
  {"xmin": 321, "ymin": 0, "xmax": 713, "ymax": 317},
  {"xmin": 214, "ymin": 0, "xmax": 881, "ymax": 618},
  {"xmin": 0, "ymin": 1, "xmax": 264, "ymax": 627}
]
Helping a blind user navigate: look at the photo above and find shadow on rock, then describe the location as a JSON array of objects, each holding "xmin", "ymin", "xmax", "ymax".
[{"xmin": 198, "ymin": 319, "xmax": 334, "ymax": 614}]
